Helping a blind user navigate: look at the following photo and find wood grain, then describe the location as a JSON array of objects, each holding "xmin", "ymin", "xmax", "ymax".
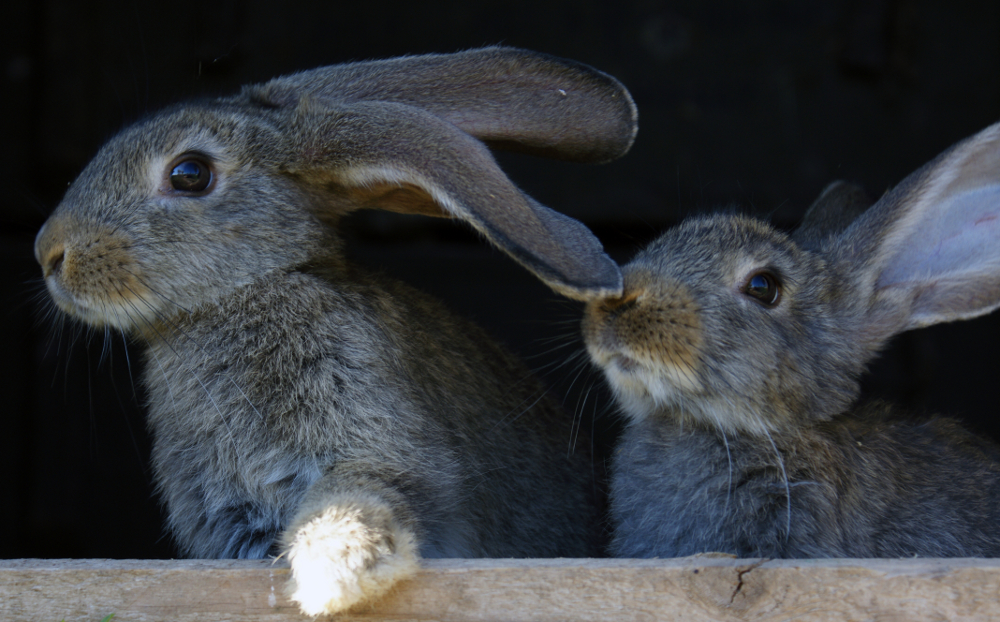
[{"xmin": 4, "ymin": 557, "xmax": 1000, "ymax": 621}]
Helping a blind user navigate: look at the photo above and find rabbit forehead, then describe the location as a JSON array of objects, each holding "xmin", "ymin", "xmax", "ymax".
[
  {"xmin": 114, "ymin": 104, "xmax": 251, "ymax": 155},
  {"xmin": 632, "ymin": 214, "xmax": 800, "ymax": 285},
  {"xmin": 62, "ymin": 106, "xmax": 248, "ymax": 209},
  {"xmin": 123, "ymin": 105, "xmax": 251, "ymax": 171}
]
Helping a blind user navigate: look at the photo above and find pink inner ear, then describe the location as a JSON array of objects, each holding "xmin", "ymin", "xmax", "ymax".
[{"xmin": 876, "ymin": 184, "xmax": 1000, "ymax": 325}]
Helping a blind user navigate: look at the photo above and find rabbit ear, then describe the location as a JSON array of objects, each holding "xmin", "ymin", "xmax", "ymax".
[
  {"xmin": 832, "ymin": 121, "xmax": 1000, "ymax": 341},
  {"xmin": 793, "ymin": 180, "xmax": 873, "ymax": 250},
  {"xmin": 284, "ymin": 99, "xmax": 622, "ymax": 300},
  {"xmin": 250, "ymin": 46, "xmax": 637, "ymax": 164}
]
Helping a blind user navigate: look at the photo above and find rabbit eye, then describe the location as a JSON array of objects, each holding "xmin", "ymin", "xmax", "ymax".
[
  {"xmin": 744, "ymin": 272, "xmax": 781, "ymax": 306},
  {"xmin": 169, "ymin": 158, "xmax": 213, "ymax": 193}
]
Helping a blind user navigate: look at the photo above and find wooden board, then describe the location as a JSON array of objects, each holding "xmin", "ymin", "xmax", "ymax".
[{"xmin": 3, "ymin": 557, "xmax": 1000, "ymax": 621}]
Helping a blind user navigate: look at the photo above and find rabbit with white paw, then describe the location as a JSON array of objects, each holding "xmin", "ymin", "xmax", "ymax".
[
  {"xmin": 35, "ymin": 47, "xmax": 637, "ymax": 614},
  {"xmin": 584, "ymin": 123, "xmax": 1000, "ymax": 558}
]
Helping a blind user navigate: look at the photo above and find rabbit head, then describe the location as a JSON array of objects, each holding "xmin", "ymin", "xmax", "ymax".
[
  {"xmin": 34, "ymin": 47, "xmax": 636, "ymax": 334},
  {"xmin": 584, "ymin": 122, "xmax": 1000, "ymax": 438}
]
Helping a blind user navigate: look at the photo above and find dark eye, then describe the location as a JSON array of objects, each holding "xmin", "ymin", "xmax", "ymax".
[
  {"xmin": 169, "ymin": 158, "xmax": 213, "ymax": 193},
  {"xmin": 744, "ymin": 271, "xmax": 781, "ymax": 306}
]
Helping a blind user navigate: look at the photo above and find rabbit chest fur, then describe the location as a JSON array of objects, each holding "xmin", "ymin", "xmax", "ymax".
[
  {"xmin": 612, "ymin": 405, "xmax": 1000, "ymax": 558},
  {"xmin": 145, "ymin": 264, "xmax": 601, "ymax": 560}
]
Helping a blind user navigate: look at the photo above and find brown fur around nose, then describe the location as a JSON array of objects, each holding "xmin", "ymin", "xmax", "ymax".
[
  {"xmin": 585, "ymin": 271, "xmax": 703, "ymax": 379},
  {"xmin": 37, "ymin": 214, "xmax": 150, "ymax": 325}
]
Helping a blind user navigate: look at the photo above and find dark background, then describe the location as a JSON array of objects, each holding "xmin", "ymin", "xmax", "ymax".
[{"xmin": 2, "ymin": 0, "xmax": 999, "ymax": 559}]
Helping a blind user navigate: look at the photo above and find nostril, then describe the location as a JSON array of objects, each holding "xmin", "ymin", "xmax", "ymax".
[
  {"xmin": 604, "ymin": 291, "xmax": 640, "ymax": 319},
  {"xmin": 44, "ymin": 247, "xmax": 65, "ymax": 278}
]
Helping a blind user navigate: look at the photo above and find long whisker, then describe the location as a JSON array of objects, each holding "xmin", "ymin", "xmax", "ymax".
[
  {"xmin": 569, "ymin": 378, "xmax": 598, "ymax": 459},
  {"xmin": 103, "ymin": 337, "xmax": 148, "ymax": 469},
  {"xmin": 528, "ymin": 347, "xmax": 588, "ymax": 381},
  {"xmin": 117, "ymin": 265, "xmax": 194, "ymax": 316},
  {"xmin": 489, "ymin": 385, "xmax": 549, "ymax": 434},
  {"xmin": 762, "ymin": 426, "xmax": 790, "ymax": 542},
  {"xmin": 559, "ymin": 351, "xmax": 595, "ymax": 408},
  {"xmin": 142, "ymin": 328, "xmax": 180, "ymax": 416},
  {"xmin": 721, "ymin": 429, "xmax": 733, "ymax": 517}
]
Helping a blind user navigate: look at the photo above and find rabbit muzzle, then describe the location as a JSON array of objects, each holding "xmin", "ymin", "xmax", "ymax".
[
  {"xmin": 583, "ymin": 273, "xmax": 705, "ymax": 419},
  {"xmin": 35, "ymin": 213, "xmax": 155, "ymax": 330}
]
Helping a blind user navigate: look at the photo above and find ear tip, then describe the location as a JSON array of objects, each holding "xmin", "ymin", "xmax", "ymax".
[
  {"xmin": 558, "ymin": 56, "xmax": 640, "ymax": 161},
  {"xmin": 550, "ymin": 282, "xmax": 625, "ymax": 301},
  {"xmin": 546, "ymin": 264, "xmax": 625, "ymax": 301},
  {"xmin": 590, "ymin": 86, "xmax": 640, "ymax": 163},
  {"xmin": 476, "ymin": 46, "xmax": 640, "ymax": 162}
]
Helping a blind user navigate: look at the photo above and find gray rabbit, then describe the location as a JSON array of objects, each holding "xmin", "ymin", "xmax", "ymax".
[
  {"xmin": 583, "ymin": 122, "xmax": 1000, "ymax": 559},
  {"xmin": 34, "ymin": 47, "xmax": 636, "ymax": 614}
]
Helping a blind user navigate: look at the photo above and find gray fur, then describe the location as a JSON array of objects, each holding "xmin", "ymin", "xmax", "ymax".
[
  {"xmin": 583, "ymin": 121, "xmax": 1000, "ymax": 559},
  {"xmin": 34, "ymin": 47, "xmax": 635, "ymax": 614},
  {"xmin": 792, "ymin": 180, "xmax": 873, "ymax": 250},
  {"xmin": 147, "ymin": 270, "xmax": 599, "ymax": 559}
]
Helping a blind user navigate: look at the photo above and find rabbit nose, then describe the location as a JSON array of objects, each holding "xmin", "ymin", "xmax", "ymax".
[
  {"xmin": 601, "ymin": 290, "xmax": 641, "ymax": 319},
  {"xmin": 42, "ymin": 245, "xmax": 66, "ymax": 278},
  {"xmin": 35, "ymin": 217, "xmax": 71, "ymax": 278}
]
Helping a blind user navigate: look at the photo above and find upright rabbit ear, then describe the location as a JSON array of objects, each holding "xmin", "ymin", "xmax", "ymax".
[
  {"xmin": 251, "ymin": 46, "xmax": 638, "ymax": 164},
  {"xmin": 793, "ymin": 180, "xmax": 873, "ymax": 250},
  {"xmin": 281, "ymin": 99, "xmax": 622, "ymax": 300},
  {"xmin": 832, "ymin": 121, "xmax": 1000, "ymax": 342}
]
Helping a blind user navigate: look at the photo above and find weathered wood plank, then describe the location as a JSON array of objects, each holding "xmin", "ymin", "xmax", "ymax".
[{"xmin": 3, "ymin": 557, "xmax": 1000, "ymax": 622}]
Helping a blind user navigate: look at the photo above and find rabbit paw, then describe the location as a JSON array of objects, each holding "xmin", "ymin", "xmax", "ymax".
[{"xmin": 284, "ymin": 501, "xmax": 419, "ymax": 616}]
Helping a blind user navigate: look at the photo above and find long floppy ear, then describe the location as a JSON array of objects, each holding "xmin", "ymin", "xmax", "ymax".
[
  {"xmin": 793, "ymin": 180, "xmax": 873, "ymax": 250},
  {"xmin": 283, "ymin": 99, "xmax": 622, "ymax": 300},
  {"xmin": 249, "ymin": 46, "xmax": 637, "ymax": 164},
  {"xmin": 831, "ymin": 121, "xmax": 1000, "ymax": 343}
]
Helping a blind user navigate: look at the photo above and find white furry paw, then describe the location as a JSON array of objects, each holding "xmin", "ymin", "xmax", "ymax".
[{"xmin": 284, "ymin": 502, "xmax": 419, "ymax": 616}]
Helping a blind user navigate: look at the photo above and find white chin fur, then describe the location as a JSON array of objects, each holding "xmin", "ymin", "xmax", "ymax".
[
  {"xmin": 598, "ymin": 351, "xmax": 780, "ymax": 436},
  {"xmin": 47, "ymin": 278, "xmax": 158, "ymax": 331},
  {"xmin": 603, "ymin": 358, "xmax": 700, "ymax": 421}
]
